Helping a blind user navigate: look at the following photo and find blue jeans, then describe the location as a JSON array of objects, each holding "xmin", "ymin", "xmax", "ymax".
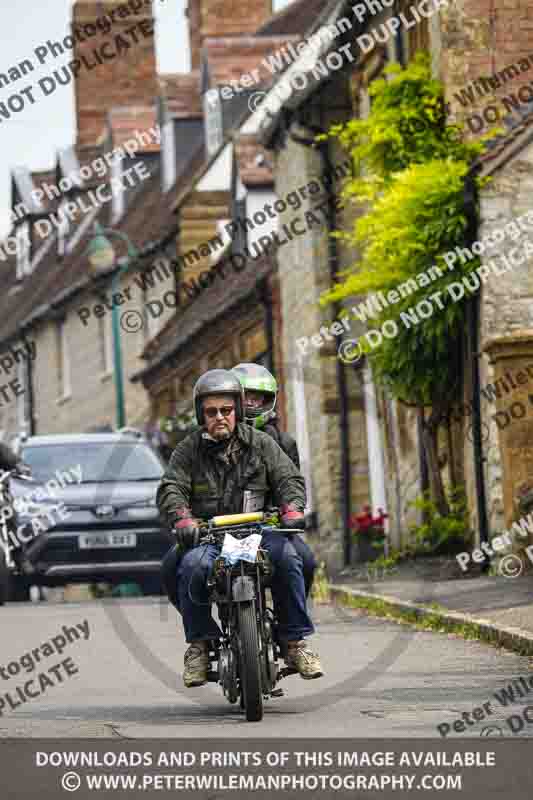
[
  {"xmin": 175, "ymin": 532, "xmax": 315, "ymax": 643},
  {"xmin": 162, "ymin": 534, "xmax": 317, "ymax": 609}
]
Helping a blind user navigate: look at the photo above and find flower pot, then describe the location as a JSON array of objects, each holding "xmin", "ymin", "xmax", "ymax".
[{"xmin": 357, "ymin": 533, "xmax": 381, "ymax": 562}]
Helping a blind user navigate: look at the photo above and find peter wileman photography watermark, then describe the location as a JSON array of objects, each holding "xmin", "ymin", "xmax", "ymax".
[
  {"xmin": 75, "ymin": 162, "xmax": 351, "ymax": 334},
  {"xmin": 0, "ymin": 620, "xmax": 89, "ymax": 715},
  {"xmin": 455, "ymin": 508, "xmax": 533, "ymax": 578},
  {"xmin": 0, "ymin": 339, "xmax": 36, "ymax": 410},
  {"xmin": 0, "ymin": 0, "xmax": 154, "ymax": 124},
  {"xmin": 210, "ymin": 0, "xmax": 451, "ymax": 115},
  {"xmin": 0, "ymin": 463, "xmax": 83, "ymax": 559},
  {"xmin": 295, "ymin": 210, "xmax": 533, "ymax": 363},
  {"xmin": 437, "ymin": 673, "xmax": 533, "ymax": 737},
  {"xmin": 2, "ymin": 126, "xmax": 159, "ymax": 262}
]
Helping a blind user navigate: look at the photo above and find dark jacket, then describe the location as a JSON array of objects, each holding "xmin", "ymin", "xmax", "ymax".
[
  {"xmin": 0, "ymin": 442, "xmax": 19, "ymax": 471},
  {"xmin": 156, "ymin": 422, "xmax": 306, "ymax": 528},
  {"xmin": 263, "ymin": 417, "xmax": 300, "ymax": 469}
]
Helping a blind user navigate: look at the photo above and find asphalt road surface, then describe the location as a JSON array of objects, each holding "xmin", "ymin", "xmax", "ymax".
[{"xmin": 1, "ymin": 596, "xmax": 532, "ymax": 739}]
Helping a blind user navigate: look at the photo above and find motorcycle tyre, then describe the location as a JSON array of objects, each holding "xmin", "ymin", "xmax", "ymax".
[{"xmin": 237, "ymin": 600, "xmax": 263, "ymax": 722}]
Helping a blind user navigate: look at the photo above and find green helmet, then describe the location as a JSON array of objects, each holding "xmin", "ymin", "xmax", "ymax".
[{"xmin": 231, "ymin": 363, "xmax": 277, "ymax": 429}]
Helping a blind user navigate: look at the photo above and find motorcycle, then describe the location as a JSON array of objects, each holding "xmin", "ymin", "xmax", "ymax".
[
  {"xmin": 196, "ymin": 509, "xmax": 300, "ymax": 722},
  {"xmin": 0, "ymin": 465, "xmax": 32, "ymax": 605}
]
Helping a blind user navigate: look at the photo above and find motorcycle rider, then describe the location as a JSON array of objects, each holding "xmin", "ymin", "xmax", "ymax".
[
  {"xmin": 156, "ymin": 369, "xmax": 323, "ymax": 688},
  {"xmin": 230, "ymin": 363, "xmax": 317, "ymax": 596},
  {"xmin": 0, "ymin": 441, "xmax": 21, "ymax": 472},
  {"xmin": 160, "ymin": 364, "xmax": 317, "ymax": 604}
]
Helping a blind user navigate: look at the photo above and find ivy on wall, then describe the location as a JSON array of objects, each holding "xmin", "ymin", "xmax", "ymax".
[{"xmin": 320, "ymin": 53, "xmax": 498, "ymax": 514}]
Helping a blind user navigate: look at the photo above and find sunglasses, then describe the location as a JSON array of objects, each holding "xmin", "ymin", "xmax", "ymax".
[{"xmin": 204, "ymin": 405, "xmax": 235, "ymax": 419}]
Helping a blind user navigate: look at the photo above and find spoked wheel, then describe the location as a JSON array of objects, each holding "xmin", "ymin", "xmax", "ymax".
[
  {"xmin": 237, "ymin": 600, "xmax": 263, "ymax": 722},
  {"xmin": 260, "ymin": 610, "xmax": 277, "ymax": 693}
]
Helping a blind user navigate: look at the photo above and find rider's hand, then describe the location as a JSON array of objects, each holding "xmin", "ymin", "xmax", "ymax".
[
  {"xmin": 280, "ymin": 503, "xmax": 305, "ymax": 530},
  {"xmin": 172, "ymin": 506, "xmax": 200, "ymax": 549},
  {"xmin": 15, "ymin": 462, "xmax": 31, "ymax": 477}
]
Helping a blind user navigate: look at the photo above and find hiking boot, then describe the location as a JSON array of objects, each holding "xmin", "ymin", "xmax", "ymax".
[
  {"xmin": 183, "ymin": 641, "xmax": 209, "ymax": 687},
  {"xmin": 286, "ymin": 640, "xmax": 324, "ymax": 679}
]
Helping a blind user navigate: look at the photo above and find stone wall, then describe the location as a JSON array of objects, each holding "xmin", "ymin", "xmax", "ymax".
[
  {"xmin": 29, "ymin": 268, "xmax": 151, "ymax": 434},
  {"xmin": 440, "ymin": 0, "xmax": 533, "ymax": 133},
  {"xmin": 471, "ymin": 139, "xmax": 533, "ymax": 534}
]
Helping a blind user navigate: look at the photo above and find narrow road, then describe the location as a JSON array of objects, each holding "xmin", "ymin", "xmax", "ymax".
[{"xmin": 1, "ymin": 596, "xmax": 532, "ymax": 738}]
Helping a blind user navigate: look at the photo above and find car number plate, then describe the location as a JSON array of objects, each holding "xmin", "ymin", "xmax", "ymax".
[{"xmin": 78, "ymin": 533, "xmax": 137, "ymax": 549}]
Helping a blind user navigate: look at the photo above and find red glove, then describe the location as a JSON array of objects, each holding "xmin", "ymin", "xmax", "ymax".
[
  {"xmin": 280, "ymin": 503, "xmax": 305, "ymax": 530},
  {"xmin": 172, "ymin": 507, "xmax": 200, "ymax": 549}
]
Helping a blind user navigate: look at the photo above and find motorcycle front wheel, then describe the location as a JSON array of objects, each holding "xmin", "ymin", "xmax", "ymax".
[{"xmin": 237, "ymin": 600, "xmax": 263, "ymax": 722}]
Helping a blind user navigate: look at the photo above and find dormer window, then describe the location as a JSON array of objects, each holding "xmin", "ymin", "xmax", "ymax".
[
  {"xmin": 204, "ymin": 90, "xmax": 223, "ymax": 156},
  {"xmin": 57, "ymin": 200, "xmax": 69, "ymax": 257},
  {"xmin": 161, "ymin": 119, "xmax": 177, "ymax": 192}
]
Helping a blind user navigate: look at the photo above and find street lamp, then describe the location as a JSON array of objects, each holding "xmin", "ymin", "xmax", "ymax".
[{"xmin": 86, "ymin": 223, "xmax": 140, "ymax": 429}]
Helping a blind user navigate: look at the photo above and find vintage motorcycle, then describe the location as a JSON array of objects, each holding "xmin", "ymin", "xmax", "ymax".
[{"xmin": 196, "ymin": 509, "xmax": 301, "ymax": 722}]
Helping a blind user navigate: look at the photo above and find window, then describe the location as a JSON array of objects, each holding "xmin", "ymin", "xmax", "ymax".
[
  {"xmin": 98, "ymin": 311, "xmax": 112, "ymax": 376},
  {"xmin": 240, "ymin": 324, "xmax": 267, "ymax": 363},
  {"xmin": 21, "ymin": 442, "xmax": 164, "ymax": 483},
  {"xmin": 398, "ymin": 0, "xmax": 430, "ymax": 60},
  {"xmin": 55, "ymin": 318, "xmax": 71, "ymax": 400},
  {"xmin": 57, "ymin": 201, "xmax": 69, "ymax": 257},
  {"xmin": 204, "ymin": 91, "xmax": 223, "ymax": 156},
  {"xmin": 161, "ymin": 119, "xmax": 177, "ymax": 192}
]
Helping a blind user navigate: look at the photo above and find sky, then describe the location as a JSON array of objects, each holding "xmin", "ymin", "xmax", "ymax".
[{"xmin": 0, "ymin": 0, "xmax": 290, "ymax": 237}]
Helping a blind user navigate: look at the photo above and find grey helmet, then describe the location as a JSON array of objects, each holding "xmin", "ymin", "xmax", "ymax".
[{"xmin": 193, "ymin": 369, "xmax": 245, "ymax": 426}]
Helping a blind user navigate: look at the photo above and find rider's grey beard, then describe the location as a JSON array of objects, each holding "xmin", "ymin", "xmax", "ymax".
[{"xmin": 212, "ymin": 428, "xmax": 231, "ymax": 441}]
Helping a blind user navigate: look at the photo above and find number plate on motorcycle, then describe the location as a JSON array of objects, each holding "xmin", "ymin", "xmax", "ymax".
[{"xmin": 220, "ymin": 533, "xmax": 262, "ymax": 565}]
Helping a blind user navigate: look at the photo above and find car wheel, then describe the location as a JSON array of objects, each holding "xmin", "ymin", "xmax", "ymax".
[
  {"xmin": 29, "ymin": 585, "xmax": 42, "ymax": 603},
  {"xmin": 140, "ymin": 575, "xmax": 165, "ymax": 596}
]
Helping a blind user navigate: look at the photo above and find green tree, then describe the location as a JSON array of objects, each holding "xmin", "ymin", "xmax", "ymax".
[{"xmin": 320, "ymin": 54, "xmax": 495, "ymax": 515}]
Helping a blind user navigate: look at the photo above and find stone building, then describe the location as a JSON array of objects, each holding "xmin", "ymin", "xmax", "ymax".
[
  {"xmin": 250, "ymin": 0, "xmax": 533, "ymax": 568},
  {"xmin": 133, "ymin": 0, "xmax": 328, "ymax": 448},
  {"xmin": 0, "ymin": 0, "xmax": 307, "ymax": 446},
  {"xmin": 0, "ymin": 0, "xmax": 177, "ymax": 443}
]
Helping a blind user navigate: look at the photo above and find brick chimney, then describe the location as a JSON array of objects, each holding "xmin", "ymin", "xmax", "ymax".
[
  {"xmin": 186, "ymin": 0, "xmax": 273, "ymax": 70},
  {"xmin": 440, "ymin": 0, "xmax": 533, "ymax": 130},
  {"xmin": 72, "ymin": 1, "xmax": 158, "ymax": 147}
]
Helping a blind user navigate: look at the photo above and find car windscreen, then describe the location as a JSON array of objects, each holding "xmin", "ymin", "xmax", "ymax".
[{"xmin": 20, "ymin": 442, "xmax": 165, "ymax": 483}]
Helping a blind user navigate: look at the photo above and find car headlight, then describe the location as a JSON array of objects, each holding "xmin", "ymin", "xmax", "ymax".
[{"xmin": 16, "ymin": 501, "xmax": 63, "ymax": 521}]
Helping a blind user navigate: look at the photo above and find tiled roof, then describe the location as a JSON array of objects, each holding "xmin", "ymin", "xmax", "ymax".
[
  {"xmin": 133, "ymin": 250, "xmax": 274, "ymax": 382},
  {"xmin": 476, "ymin": 100, "xmax": 533, "ymax": 177},
  {"xmin": 0, "ymin": 134, "xmax": 206, "ymax": 346},
  {"xmin": 159, "ymin": 72, "xmax": 202, "ymax": 118}
]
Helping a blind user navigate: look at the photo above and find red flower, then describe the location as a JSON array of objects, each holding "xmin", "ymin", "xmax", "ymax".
[{"xmin": 350, "ymin": 505, "xmax": 388, "ymax": 535}]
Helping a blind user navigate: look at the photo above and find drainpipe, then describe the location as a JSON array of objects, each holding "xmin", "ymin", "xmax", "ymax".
[
  {"xmin": 464, "ymin": 167, "xmax": 490, "ymax": 557},
  {"xmin": 20, "ymin": 327, "xmax": 36, "ymax": 436},
  {"xmin": 260, "ymin": 279, "xmax": 275, "ymax": 374},
  {"xmin": 289, "ymin": 125, "xmax": 352, "ymax": 566}
]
